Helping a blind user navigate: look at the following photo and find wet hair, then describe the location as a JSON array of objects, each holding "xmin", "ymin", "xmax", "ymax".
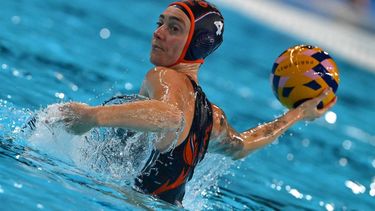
[{"xmin": 169, "ymin": 0, "xmax": 224, "ymax": 66}]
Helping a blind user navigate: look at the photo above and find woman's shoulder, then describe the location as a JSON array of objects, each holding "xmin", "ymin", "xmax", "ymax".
[{"xmin": 146, "ymin": 66, "xmax": 179, "ymax": 77}]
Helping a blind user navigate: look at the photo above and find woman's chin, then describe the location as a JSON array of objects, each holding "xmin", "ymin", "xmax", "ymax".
[{"xmin": 150, "ymin": 57, "xmax": 169, "ymax": 67}]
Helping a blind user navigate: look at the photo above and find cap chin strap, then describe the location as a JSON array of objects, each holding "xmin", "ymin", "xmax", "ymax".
[{"xmin": 167, "ymin": 2, "xmax": 205, "ymax": 68}]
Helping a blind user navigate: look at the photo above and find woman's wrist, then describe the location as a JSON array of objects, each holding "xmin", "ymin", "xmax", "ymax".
[
  {"xmin": 286, "ymin": 107, "xmax": 304, "ymax": 122},
  {"xmin": 86, "ymin": 106, "xmax": 99, "ymax": 127}
]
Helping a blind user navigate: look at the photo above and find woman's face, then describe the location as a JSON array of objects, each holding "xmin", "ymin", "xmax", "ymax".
[{"xmin": 150, "ymin": 6, "xmax": 191, "ymax": 66}]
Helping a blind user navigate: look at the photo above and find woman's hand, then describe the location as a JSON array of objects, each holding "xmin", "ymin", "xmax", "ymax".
[
  {"xmin": 296, "ymin": 88, "xmax": 337, "ymax": 121},
  {"xmin": 59, "ymin": 102, "xmax": 97, "ymax": 135}
]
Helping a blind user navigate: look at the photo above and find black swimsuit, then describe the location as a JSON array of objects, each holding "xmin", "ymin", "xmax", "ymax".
[{"xmin": 134, "ymin": 78, "xmax": 213, "ymax": 205}]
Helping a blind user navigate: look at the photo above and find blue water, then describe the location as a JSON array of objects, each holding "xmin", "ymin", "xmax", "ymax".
[{"xmin": 1, "ymin": 0, "xmax": 375, "ymax": 210}]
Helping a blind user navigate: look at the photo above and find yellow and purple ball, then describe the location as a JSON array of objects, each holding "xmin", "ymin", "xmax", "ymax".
[{"xmin": 270, "ymin": 45, "xmax": 340, "ymax": 109}]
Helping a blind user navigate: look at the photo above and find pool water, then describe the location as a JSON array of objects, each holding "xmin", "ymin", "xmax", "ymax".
[{"xmin": 1, "ymin": 0, "xmax": 375, "ymax": 210}]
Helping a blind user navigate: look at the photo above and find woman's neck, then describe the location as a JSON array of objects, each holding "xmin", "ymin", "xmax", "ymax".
[{"xmin": 170, "ymin": 63, "xmax": 200, "ymax": 82}]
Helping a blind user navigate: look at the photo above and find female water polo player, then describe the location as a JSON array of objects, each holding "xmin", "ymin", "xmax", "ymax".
[{"xmin": 60, "ymin": 0, "xmax": 337, "ymax": 206}]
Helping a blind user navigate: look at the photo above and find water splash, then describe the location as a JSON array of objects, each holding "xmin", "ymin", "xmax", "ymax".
[
  {"xmin": 184, "ymin": 154, "xmax": 235, "ymax": 210},
  {"xmin": 76, "ymin": 127, "xmax": 153, "ymax": 184},
  {"xmin": 1, "ymin": 96, "xmax": 232, "ymax": 209},
  {"xmin": 22, "ymin": 103, "xmax": 78, "ymax": 162},
  {"xmin": 0, "ymin": 99, "xmax": 33, "ymax": 139},
  {"xmin": 20, "ymin": 98, "xmax": 155, "ymax": 185}
]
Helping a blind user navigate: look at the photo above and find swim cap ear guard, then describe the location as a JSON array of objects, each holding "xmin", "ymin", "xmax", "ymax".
[{"xmin": 169, "ymin": 0, "xmax": 224, "ymax": 67}]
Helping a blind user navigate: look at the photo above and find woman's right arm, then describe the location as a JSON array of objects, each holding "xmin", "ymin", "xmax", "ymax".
[
  {"xmin": 209, "ymin": 89, "xmax": 336, "ymax": 159},
  {"xmin": 60, "ymin": 67, "xmax": 187, "ymax": 135},
  {"xmin": 60, "ymin": 100, "xmax": 183, "ymax": 135}
]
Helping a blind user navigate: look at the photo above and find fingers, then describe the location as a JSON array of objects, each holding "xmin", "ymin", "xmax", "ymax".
[
  {"xmin": 298, "ymin": 87, "xmax": 337, "ymax": 121},
  {"xmin": 59, "ymin": 104, "xmax": 70, "ymax": 111},
  {"xmin": 58, "ymin": 102, "xmax": 82, "ymax": 116},
  {"xmin": 56, "ymin": 103, "xmax": 77, "ymax": 125},
  {"xmin": 58, "ymin": 103, "xmax": 73, "ymax": 115},
  {"xmin": 318, "ymin": 96, "xmax": 337, "ymax": 113},
  {"xmin": 307, "ymin": 87, "xmax": 334, "ymax": 111},
  {"xmin": 316, "ymin": 87, "xmax": 332, "ymax": 102}
]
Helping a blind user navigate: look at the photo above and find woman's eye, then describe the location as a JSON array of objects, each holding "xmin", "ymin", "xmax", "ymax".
[
  {"xmin": 170, "ymin": 25, "xmax": 180, "ymax": 32},
  {"xmin": 156, "ymin": 21, "xmax": 163, "ymax": 27}
]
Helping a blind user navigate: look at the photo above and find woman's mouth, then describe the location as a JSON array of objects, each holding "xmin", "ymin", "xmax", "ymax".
[{"xmin": 152, "ymin": 44, "xmax": 164, "ymax": 52}]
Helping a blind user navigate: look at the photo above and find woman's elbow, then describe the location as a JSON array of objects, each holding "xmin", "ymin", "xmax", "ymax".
[
  {"xmin": 224, "ymin": 141, "xmax": 251, "ymax": 160},
  {"xmin": 157, "ymin": 108, "xmax": 184, "ymax": 132}
]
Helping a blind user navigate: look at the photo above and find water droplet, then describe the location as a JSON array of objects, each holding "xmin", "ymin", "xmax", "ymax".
[
  {"xmin": 305, "ymin": 194, "xmax": 312, "ymax": 201},
  {"xmin": 55, "ymin": 92, "xmax": 65, "ymax": 99},
  {"xmin": 1, "ymin": 64, "xmax": 8, "ymax": 70},
  {"xmin": 71, "ymin": 84, "xmax": 78, "ymax": 91},
  {"xmin": 287, "ymin": 153, "xmax": 294, "ymax": 161},
  {"xmin": 370, "ymin": 189, "xmax": 375, "ymax": 197},
  {"xmin": 272, "ymin": 139, "xmax": 279, "ymax": 145},
  {"xmin": 55, "ymin": 72, "xmax": 64, "ymax": 80},
  {"xmin": 124, "ymin": 82, "xmax": 133, "ymax": 90},
  {"xmin": 325, "ymin": 203, "xmax": 334, "ymax": 211},
  {"xmin": 238, "ymin": 87, "xmax": 252, "ymax": 98},
  {"xmin": 325, "ymin": 111, "xmax": 337, "ymax": 124},
  {"xmin": 36, "ymin": 203, "xmax": 44, "ymax": 209},
  {"xmin": 302, "ymin": 138, "xmax": 310, "ymax": 147},
  {"xmin": 289, "ymin": 188, "xmax": 303, "ymax": 199},
  {"xmin": 342, "ymin": 140, "xmax": 352, "ymax": 150},
  {"xmin": 14, "ymin": 182, "xmax": 23, "ymax": 188},
  {"xmin": 12, "ymin": 69, "xmax": 20, "ymax": 77},
  {"xmin": 345, "ymin": 180, "xmax": 366, "ymax": 194},
  {"xmin": 339, "ymin": 158, "xmax": 348, "ymax": 166},
  {"xmin": 11, "ymin": 16, "xmax": 21, "ymax": 24},
  {"xmin": 100, "ymin": 28, "xmax": 111, "ymax": 39}
]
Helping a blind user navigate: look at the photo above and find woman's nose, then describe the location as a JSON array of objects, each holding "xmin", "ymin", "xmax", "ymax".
[{"xmin": 153, "ymin": 25, "xmax": 166, "ymax": 40}]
